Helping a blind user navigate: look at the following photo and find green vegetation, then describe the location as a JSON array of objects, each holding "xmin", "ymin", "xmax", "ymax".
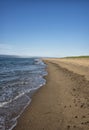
[{"xmin": 64, "ymin": 56, "xmax": 89, "ymax": 59}]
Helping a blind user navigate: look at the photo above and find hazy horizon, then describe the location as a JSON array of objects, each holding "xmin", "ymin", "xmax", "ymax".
[{"xmin": 0, "ymin": 0, "xmax": 89, "ymax": 57}]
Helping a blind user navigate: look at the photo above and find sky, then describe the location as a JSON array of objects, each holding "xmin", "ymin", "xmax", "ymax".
[{"xmin": 0, "ymin": 0, "xmax": 89, "ymax": 57}]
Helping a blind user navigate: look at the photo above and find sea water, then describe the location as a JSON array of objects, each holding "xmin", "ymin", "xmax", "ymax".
[{"xmin": 0, "ymin": 57, "xmax": 47, "ymax": 130}]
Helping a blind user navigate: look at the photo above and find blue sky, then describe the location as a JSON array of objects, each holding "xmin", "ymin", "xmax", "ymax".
[{"xmin": 0, "ymin": 0, "xmax": 89, "ymax": 57}]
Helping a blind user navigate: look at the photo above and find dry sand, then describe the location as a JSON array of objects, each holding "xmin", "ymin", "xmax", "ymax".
[{"xmin": 13, "ymin": 58, "xmax": 89, "ymax": 130}]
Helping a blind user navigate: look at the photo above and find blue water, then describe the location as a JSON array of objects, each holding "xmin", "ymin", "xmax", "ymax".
[{"xmin": 0, "ymin": 57, "xmax": 47, "ymax": 130}]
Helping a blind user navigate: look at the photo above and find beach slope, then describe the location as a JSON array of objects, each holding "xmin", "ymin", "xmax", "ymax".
[{"xmin": 14, "ymin": 58, "xmax": 89, "ymax": 130}]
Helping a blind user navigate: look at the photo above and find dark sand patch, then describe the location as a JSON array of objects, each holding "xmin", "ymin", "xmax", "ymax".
[{"xmin": 13, "ymin": 59, "xmax": 89, "ymax": 130}]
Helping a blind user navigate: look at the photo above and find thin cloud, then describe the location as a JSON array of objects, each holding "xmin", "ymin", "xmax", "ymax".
[
  {"xmin": 0, "ymin": 43, "xmax": 14, "ymax": 55},
  {"xmin": 0, "ymin": 43, "xmax": 12, "ymax": 51}
]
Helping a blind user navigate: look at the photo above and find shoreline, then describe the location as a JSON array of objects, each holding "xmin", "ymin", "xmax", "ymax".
[{"xmin": 13, "ymin": 58, "xmax": 89, "ymax": 130}]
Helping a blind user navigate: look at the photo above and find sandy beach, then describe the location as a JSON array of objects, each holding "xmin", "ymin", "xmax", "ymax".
[{"xmin": 13, "ymin": 58, "xmax": 89, "ymax": 130}]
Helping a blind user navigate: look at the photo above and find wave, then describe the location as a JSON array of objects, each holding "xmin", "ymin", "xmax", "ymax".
[{"xmin": 0, "ymin": 58, "xmax": 47, "ymax": 130}]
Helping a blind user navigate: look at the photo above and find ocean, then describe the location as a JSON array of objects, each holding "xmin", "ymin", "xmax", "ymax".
[{"xmin": 0, "ymin": 57, "xmax": 47, "ymax": 130}]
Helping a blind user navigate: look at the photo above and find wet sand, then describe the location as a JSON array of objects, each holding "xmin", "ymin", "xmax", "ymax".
[{"xmin": 13, "ymin": 58, "xmax": 89, "ymax": 130}]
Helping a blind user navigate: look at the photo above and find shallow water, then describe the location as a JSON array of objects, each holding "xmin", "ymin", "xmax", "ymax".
[{"xmin": 0, "ymin": 57, "xmax": 47, "ymax": 130}]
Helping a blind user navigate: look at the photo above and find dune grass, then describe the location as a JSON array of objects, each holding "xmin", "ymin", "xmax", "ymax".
[{"xmin": 64, "ymin": 56, "xmax": 89, "ymax": 59}]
